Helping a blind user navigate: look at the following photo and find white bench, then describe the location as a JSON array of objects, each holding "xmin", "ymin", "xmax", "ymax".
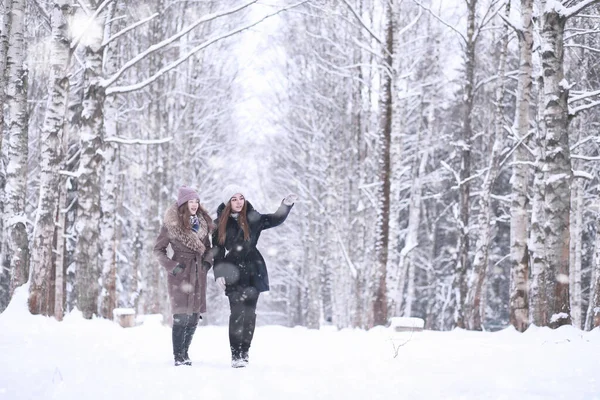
[
  {"xmin": 113, "ymin": 308, "xmax": 136, "ymax": 328},
  {"xmin": 389, "ymin": 317, "xmax": 424, "ymax": 332}
]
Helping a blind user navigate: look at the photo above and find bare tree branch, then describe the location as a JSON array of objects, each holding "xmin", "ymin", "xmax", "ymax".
[
  {"xmin": 413, "ymin": 0, "xmax": 467, "ymax": 43},
  {"xmin": 497, "ymin": 8, "xmax": 523, "ymax": 34},
  {"xmin": 474, "ymin": 0, "xmax": 504, "ymax": 43},
  {"xmin": 340, "ymin": 0, "xmax": 383, "ymax": 45}
]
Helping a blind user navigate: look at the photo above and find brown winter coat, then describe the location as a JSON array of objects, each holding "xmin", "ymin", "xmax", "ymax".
[{"xmin": 153, "ymin": 203, "xmax": 213, "ymax": 314}]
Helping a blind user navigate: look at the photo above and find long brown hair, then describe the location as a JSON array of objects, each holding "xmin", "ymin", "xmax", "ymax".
[
  {"xmin": 217, "ymin": 201, "xmax": 249, "ymax": 245},
  {"xmin": 178, "ymin": 202, "xmax": 214, "ymax": 232}
]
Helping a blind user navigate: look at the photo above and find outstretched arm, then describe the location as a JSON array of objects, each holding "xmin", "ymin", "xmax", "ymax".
[{"xmin": 261, "ymin": 200, "xmax": 294, "ymax": 230}]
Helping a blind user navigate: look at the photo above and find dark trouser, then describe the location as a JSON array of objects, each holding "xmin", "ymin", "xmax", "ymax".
[
  {"xmin": 172, "ymin": 313, "xmax": 200, "ymax": 364},
  {"xmin": 227, "ymin": 286, "xmax": 259, "ymax": 361}
]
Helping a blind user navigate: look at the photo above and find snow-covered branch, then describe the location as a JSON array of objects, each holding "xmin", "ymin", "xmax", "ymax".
[
  {"xmin": 101, "ymin": 0, "xmax": 258, "ymax": 89},
  {"xmin": 572, "ymin": 170, "xmax": 594, "ymax": 180},
  {"xmin": 565, "ymin": 43, "xmax": 600, "ymax": 53},
  {"xmin": 563, "ymin": 0, "xmax": 600, "ymax": 19},
  {"xmin": 570, "ymin": 99, "xmax": 600, "ymax": 116},
  {"xmin": 440, "ymin": 160, "xmax": 462, "ymax": 186},
  {"xmin": 564, "ymin": 29, "xmax": 600, "ymax": 41},
  {"xmin": 572, "ymin": 154, "xmax": 600, "ymax": 161},
  {"xmin": 569, "ymin": 88, "xmax": 600, "ymax": 103},
  {"xmin": 475, "ymin": 69, "xmax": 518, "ymax": 92},
  {"xmin": 397, "ymin": 7, "xmax": 423, "ymax": 38},
  {"xmin": 58, "ymin": 170, "xmax": 81, "ymax": 178},
  {"xmin": 499, "ymin": 127, "xmax": 535, "ymax": 168},
  {"xmin": 104, "ymin": 136, "xmax": 173, "ymax": 145},
  {"xmin": 102, "ymin": 13, "xmax": 159, "ymax": 48},
  {"xmin": 107, "ymin": 1, "xmax": 308, "ymax": 95},
  {"xmin": 570, "ymin": 135, "xmax": 600, "ymax": 151}
]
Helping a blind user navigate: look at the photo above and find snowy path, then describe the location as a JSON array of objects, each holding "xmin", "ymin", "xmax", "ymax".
[{"xmin": 1, "ymin": 296, "xmax": 599, "ymax": 400}]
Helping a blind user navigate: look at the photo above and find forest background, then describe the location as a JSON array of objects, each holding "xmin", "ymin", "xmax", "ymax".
[{"xmin": 1, "ymin": 0, "xmax": 600, "ymax": 333}]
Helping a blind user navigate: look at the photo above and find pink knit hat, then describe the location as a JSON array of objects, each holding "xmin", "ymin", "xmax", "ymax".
[{"xmin": 177, "ymin": 186, "xmax": 200, "ymax": 207}]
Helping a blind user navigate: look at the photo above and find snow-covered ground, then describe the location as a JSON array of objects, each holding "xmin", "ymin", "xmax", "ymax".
[{"xmin": 1, "ymin": 287, "xmax": 599, "ymax": 400}]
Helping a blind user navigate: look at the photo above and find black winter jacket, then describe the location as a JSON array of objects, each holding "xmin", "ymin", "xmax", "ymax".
[{"xmin": 212, "ymin": 201, "xmax": 293, "ymax": 293}]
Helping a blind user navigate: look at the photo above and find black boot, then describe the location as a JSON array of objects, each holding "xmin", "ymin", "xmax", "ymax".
[
  {"xmin": 182, "ymin": 324, "xmax": 197, "ymax": 366},
  {"xmin": 240, "ymin": 345, "xmax": 249, "ymax": 363},
  {"xmin": 241, "ymin": 313, "xmax": 256, "ymax": 363},
  {"xmin": 172, "ymin": 324, "xmax": 187, "ymax": 366},
  {"xmin": 231, "ymin": 343, "xmax": 246, "ymax": 368},
  {"xmin": 229, "ymin": 310, "xmax": 246, "ymax": 368}
]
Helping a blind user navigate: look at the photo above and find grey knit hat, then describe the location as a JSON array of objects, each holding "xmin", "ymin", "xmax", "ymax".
[{"xmin": 221, "ymin": 184, "xmax": 247, "ymax": 205}]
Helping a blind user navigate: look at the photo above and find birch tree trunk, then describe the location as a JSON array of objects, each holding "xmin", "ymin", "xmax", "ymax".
[
  {"xmin": 569, "ymin": 126, "xmax": 583, "ymax": 329},
  {"xmin": 2, "ymin": 0, "xmax": 28, "ymax": 302},
  {"xmin": 348, "ymin": 0, "xmax": 372, "ymax": 328},
  {"xmin": 99, "ymin": 105, "xmax": 117, "ymax": 320},
  {"xmin": 28, "ymin": 0, "xmax": 72, "ymax": 315},
  {"xmin": 0, "ymin": 0, "xmax": 10, "ymax": 312},
  {"xmin": 465, "ymin": 1, "xmax": 509, "ymax": 331},
  {"xmin": 138, "ymin": 1, "xmax": 165, "ymax": 315},
  {"xmin": 509, "ymin": 0, "xmax": 533, "ymax": 332},
  {"xmin": 402, "ymin": 149, "xmax": 428, "ymax": 317},
  {"xmin": 453, "ymin": 0, "xmax": 477, "ymax": 329},
  {"xmin": 65, "ymin": 62, "xmax": 83, "ymax": 313},
  {"xmin": 75, "ymin": 3, "xmax": 108, "ymax": 319},
  {"xmin": 54, "ymin": 168, "xmax": 69, "ymax": 321},
  {"xmin": 530, "ymin": 3, "xmax": 572, "ymax": 328},
  {"xmin": 529, "ymin": 71, "xmax": 548, "ymax": 326},
  {"xmin": 0, "ymin": 0, "xmax": 11, "ymax": 136},
  {"xmin": 99, "ymin": 1, "xmax": 118, "ymax": 321}
]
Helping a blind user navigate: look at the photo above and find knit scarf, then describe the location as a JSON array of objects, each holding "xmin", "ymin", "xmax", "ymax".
[{"xmin": 190, "ymin": 215, "xmax": 200, "ymax": 232}]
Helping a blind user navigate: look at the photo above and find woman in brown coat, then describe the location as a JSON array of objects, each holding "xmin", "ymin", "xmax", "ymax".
[{"xmin": 153, "ymin": 186, "xmax": 213, "ymax": 366}]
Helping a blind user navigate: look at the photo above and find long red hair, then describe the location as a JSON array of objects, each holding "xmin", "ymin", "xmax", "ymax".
[{"xmin": 217, "ymin": 201, "xmax": 249, "ymax": 245}]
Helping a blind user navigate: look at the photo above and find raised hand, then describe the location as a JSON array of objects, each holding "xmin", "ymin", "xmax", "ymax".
[{"xmin": 283, "ymin": 193, "xmax": 298, "ymax": 206}]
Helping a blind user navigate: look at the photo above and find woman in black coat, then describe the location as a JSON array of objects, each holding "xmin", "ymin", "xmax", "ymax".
[{"xmin": 213, "ymin": 185, "xmax": 296, "ymax": 368}]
